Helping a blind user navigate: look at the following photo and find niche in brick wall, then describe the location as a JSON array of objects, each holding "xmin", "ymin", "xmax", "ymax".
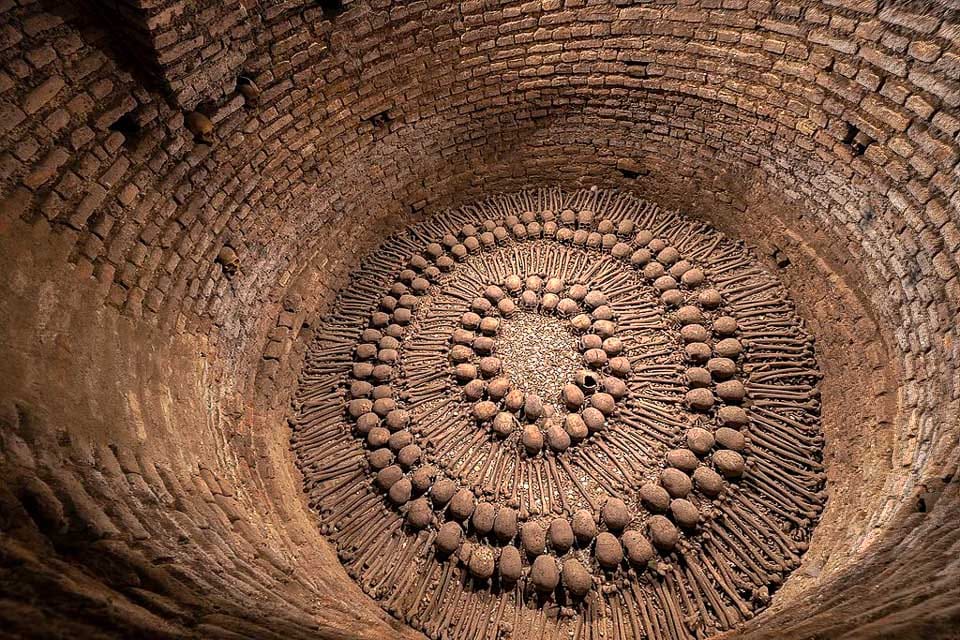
[
  {"xmin": 236, "ymin": 75, "xmax": 261, "ymax": 107},
  {"xmin": 319, "ymin": 0, "xmax": 346, "ymax": 19},
  {"xmin": 108, "ymin": 111, "xmax": 142, "ymax": 150},
  {"xmin": 368, "ymin": 109, "xmax": 390, "ymax": 128},
  {"xmin": 364, "ymin": 109, "xmax": 392, "ymax": 139},
  {"xmin": 843, "ymin": 122, "xmax": 873, "ymax": 156},
  {"xmin": 186, "ymin": 102, "xmax": 218, "ymax": 145},
  {"xmin": 616, "ymin": 158, "xmax": 647, "ymax": 180}
]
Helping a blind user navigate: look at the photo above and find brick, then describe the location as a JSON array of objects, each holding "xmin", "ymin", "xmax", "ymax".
[
  {"xmin": 0, "ymin": 24, "xmax": 22, "ymax": 52},
  {"xmin": 932, "ymin": 251, "xmax": 957, "ymax": 281},
  {"xmin": 23, "ymin": 147, "xmax": 69, "ymax": 189},
  {"xmin": 808, "ymin": 29, "xmax": 857, "ymax": 55},
  {"xmin": 22, "ymin": 13, "xmax": 63, "ymax": 37},
  {"xmin": 861, "ymin": 95, "xmax": 911, "ymax": 132},
  {"xmin": 68, "ymin": 184, "xmax": 108, "ymax": 229},
  {"xmin": 0, "ymin": 103, "xmax": 27, "ymax": 136},
  {"xmin": 860, "ymin": 44, "xmax": 907, "ymax": 76},
  {"xmin": 907, "ymin": 40, "xmax": 940, "ymax": 63},
  {"xmin": 879, "ymin": 6, "xmax": 940, "ymax": 34},
  {"xmin": 908, "ymin": 70, "xmax": 960, "ymax": 108},
  {"xmin": 904, "ymin": 94, "xmax": 934, "ymax": 120},
  {"xmin": 934, "ymin": 52, "xmax": 960, "ymax": 81},
  {"xmin": 23, "ymin": 75, "xmax": 65, "ymax": 114}
]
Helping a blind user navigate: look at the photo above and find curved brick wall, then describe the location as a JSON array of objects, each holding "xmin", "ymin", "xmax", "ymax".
[{"xmin": 0, "ymin": 0, "xmax": 957, "ymax": 638}]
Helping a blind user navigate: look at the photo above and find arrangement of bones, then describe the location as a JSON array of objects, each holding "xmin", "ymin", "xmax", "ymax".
[{"xmin": 292, "ymin": 188, "xmax": 825, "ymax": 640}]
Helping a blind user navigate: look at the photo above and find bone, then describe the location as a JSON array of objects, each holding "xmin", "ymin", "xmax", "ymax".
[{"xmin": 292, "ymin": 190, "xmax": 829, "ymax": 640}]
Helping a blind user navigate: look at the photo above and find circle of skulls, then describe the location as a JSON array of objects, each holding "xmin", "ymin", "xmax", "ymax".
[{"xmin": 292, "ymin": 188, "xmax": 826, "ymax": 640}]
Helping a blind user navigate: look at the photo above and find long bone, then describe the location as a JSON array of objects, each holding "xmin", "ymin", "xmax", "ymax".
[
  {"xmin": 747, "ymin": 427, "xmax": 824, "ymax": 463},
  {"xmin": 745, "ymin": 341, "xmax": 815, "ymax": 355},
  {"xmin": 673, "ymin": 562, "xmax": 714, "ymax": 639},
  {"xmin": 680, "ymin": 551, "xmax": 734, "ymax": 630},
  {"xmin": 610, "ymin": 594, "xmax": 629, "ymax": 640},
  {"xmin": 594, "ymin": 437, "xmax": 637, "ymax": 487},
  {"xmin": 402, "ymin": 554, "xmax": 440, "ymax": 625},
  {"xmin": 508, "ymin": 455, "xmax": 521, "ymax": 506},
  {"xmin": 629, "ymin": 581, "xmax": 661, "ymax": 638},
  {"xmin": 752, "ymin": 406, "xmax": 819, "ymax": 434},
  {"xmin": 342, "ymin": 510, "xmax": 397, "ymax": 560},
  {"xmin": 523, "ymin": 465, "xmax": 534, "ymax": 515},
  {"xmin": 300, "ymin": 454, "xmax": 363, "ymax": 479},
  {"xmin": 656, "ymin": 571, "xmax": 692, "ymax": 640},
  {"xmin": 749, "ymin": 430, "xmax": 823, "ymax": 466},
  {"xmin": 404, "ymin": 369, "xmax": 448, "ymax": 389},
  {"xmin": 698, "ymin": 547, "xmax": 751, "ymax": 619},
  {"xmin": 330, "ymin": 497, "xmax": 382, "ymax": 546},
  {"xmin": 313, "ymin": 475, "xmax": 369, "ymax": 518},
  {"xmin": 576, "ymin": 449, "xmax": 623, "ymax": 494},
  {"xmin": 420, "ymin": 412, "xmax": 468, "ymax": 451},
  {"xmin": 744, "ymin": 387, "xmax": 813, "ymax": 403},
  {"xmin": 749, "ymin": 368, "xmax": 821, "ymax": 383},
  {"xmin": 704, "ymin": 532, "xmax": 764, "ymax": 591},
  {"xmin": 750, "ymin": 398, "xmax": 820, "ymax": 412},
  {"xmin": 296, "ymin": 383, "xmax": 343, "ymax": 407},
  {"xmin": 471, "ymin": 440, "xmax": 500, "ymax": 493},
  {"xmin": 386, "ymin": 531, "xmax": 436, "ymax": 622},
  {"xmin": 546, "ymin": 455, "xmax": 571, "ymax": 513},
  {"xmin": 743, "ymin": 359, "xmax": 818, "ymax": 374},
  {"xmin": 645, "ymin": 579, "xmax": 671, "ymax": 638},
  {"xmin": 307, "ymin": 468, "xmax": 366, "ymax": 506},
  {"xmin": 711, "ymin": 271, "xmax": 766, "ymax": 288},
  {"xmin": 297, "ymin": 439, "xmax": 363, "ymax": 469},
  {"xmin": 418, "ymin": 561, "xmax": 454, "ymax": 631},
  {"xmin": 750, "ymin": 409, "xmax": 824, "ymax": 446},
  {"xmin": 729, "ymin": 494, "xmax": 804, "ymax": 560},
  {"xmin": 441, "ymin": 429, "xmax": 489, "ymax": 472},
  {"xmin": 364, "ymin": 531, "xmax": 404, "ymax": 590},
  {"xmin": 374, "ymin": 532, "xmax": 430, "ymax": 601},
  {"xmin": 606, "ymin": 429, "xmax": 660, "ymax": 476},
  {"xmin": 666, "ymin": 568, "xmax": 700, "ymax": 640},
  {"xmin": 745, "ymin": 381, "xmax": 815, "ymax": 393},
  {"xmin": 435, "ymin": 572, "xmax": 470, "ymax": 638},
  {"xmin": 734, "ymin": 482, "xmax": 809, "ymax": 528},
  {"xmin": 624, "ymin": 399, "xmax": 688, "ymax": 429},
  {"xmin": 722, "ymin": 279, "xmax": 781, "ymax": 303},
  {"xmin": 454, "ymin": 596, "xmax": 487, "ymax": 640},
  {"xmin": 705, "ymin": 521, "xmax": 776, "ymax": 581},
  {"xmin": 751, "ymin": 456, "xmax": 826, "ymax": 495},
  {"xmin": 291, "ymin": 414, "xmax": 343, "ymax": 443},
  {"xmin": 557, "ymin": 456, "xmax": 599, "ymax": 511},
  {"xmin": 291, "ymin": 420, "xmax": 345, "ymax": 447},
  {"xmin": 405, "ymin": 382, "xmax": 450, "ymax": 406},
  {"xmin": 731, "ymin": 304, "xmax": 797, "ymax": 320},
  {"xmin": 536, "ymin": 461, "xmax": 553, "ymax": 514},
  {"xmin": 743, "ymin": 474, "xmax": 822, "ymax": 518},
  {"xmin": 452, "ymin": 439, "xmax": 488, "ymax": 482},
  {"xmin": 298, "ymin": 401, "xmax": 345, "ymax": 424},
  {"xmin": 704, "ymin": 256, "xmax": 754, "ymax": 278},
  {"xmin": 483, "ymin": 446, "xmax": 512, "ymax": 499}
]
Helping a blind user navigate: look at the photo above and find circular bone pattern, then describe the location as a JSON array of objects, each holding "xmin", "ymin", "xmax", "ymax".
[{"xmin": 292, "ymin": 188, "xmax": 825, "ymax": 640}]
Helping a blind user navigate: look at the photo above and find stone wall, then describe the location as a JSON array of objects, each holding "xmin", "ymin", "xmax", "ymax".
[{"xmin": 0, "ymin": 0, "xmax": 957, "ymax": 637}]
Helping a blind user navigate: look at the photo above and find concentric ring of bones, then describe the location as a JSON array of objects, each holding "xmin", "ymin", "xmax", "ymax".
[{"xmin": 292, "ymin": 187, "xmax": 826, "ymax": 640}]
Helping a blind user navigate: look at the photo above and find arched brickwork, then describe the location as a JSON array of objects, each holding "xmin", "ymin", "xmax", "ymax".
[{"xmin": 0, "ymin": 0, "xmax": 957, "ymax": 638}]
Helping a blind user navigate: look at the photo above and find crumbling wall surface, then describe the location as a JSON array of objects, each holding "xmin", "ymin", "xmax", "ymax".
[{"xmin": 0, "ymin": 0, "xmax": 957, "ymax": 638}]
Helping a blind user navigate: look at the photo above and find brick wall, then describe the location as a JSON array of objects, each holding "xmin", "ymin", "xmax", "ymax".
[{"xmin": 0, "ymin": 0, "xmax": 957, "ymax": 637}]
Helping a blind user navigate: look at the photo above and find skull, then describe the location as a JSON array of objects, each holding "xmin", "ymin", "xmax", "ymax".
[
  {"xmin": 217, "ymin": 246, "xmax": 239, "ymax": 277},
  {"xmin": 185, "ymin": 111, "xmax": 214, "ymax": 144}
]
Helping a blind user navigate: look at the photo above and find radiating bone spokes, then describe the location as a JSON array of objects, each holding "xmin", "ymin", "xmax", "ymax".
[{"xmin": 291, "ymin": 187, "xmax": 825, "ymax": 640}]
